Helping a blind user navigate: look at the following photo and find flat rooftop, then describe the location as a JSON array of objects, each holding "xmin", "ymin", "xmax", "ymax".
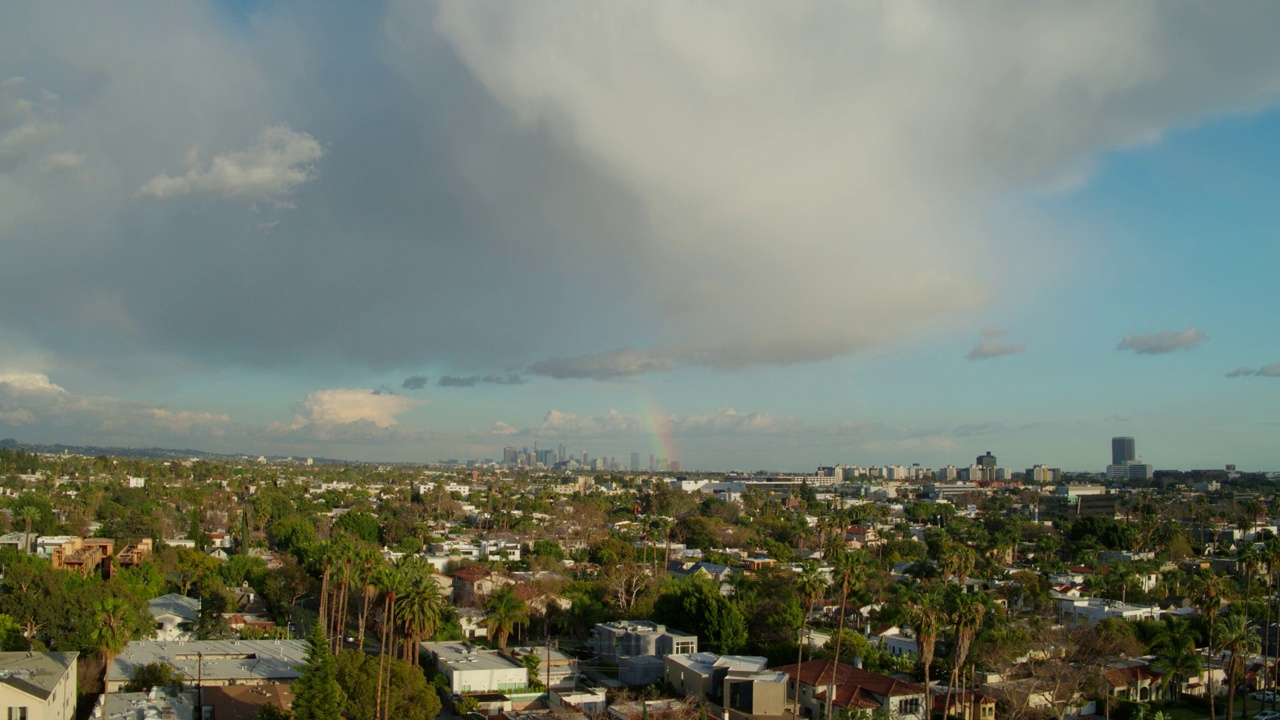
[
  {"xmin": 422, "ymin": 642, "xmax": 526, "ymax": 672},
  {"xmin": 108, "ymin": 640, "xmax": 308, "ymax": 686}
]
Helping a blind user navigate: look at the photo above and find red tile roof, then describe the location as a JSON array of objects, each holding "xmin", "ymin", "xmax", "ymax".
[{"xmin": 771, "ymin": 659, "xmax": 925, "ymax": 702}]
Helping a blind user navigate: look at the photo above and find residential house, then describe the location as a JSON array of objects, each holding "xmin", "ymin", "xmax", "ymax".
[
  {"xmin": 106, "ymin": 640, "xmax": 309, "ymax": 692},
  {"xmin": 0, "ymin": 651, "xmax": 78, "ymax": 720},
  {"xmin": 453, "ymin": 566, "xmax": 515, "ymax": 607},
  {"xmin": 457, "ymin": 607, "xmax": 489, "ymax": 641},
  {"xmin": 867, "ymin": 626, "xmax": 919, "ymax": 659},
  {"xmin": 931, "ymin": 688, "xmax": 996, "ymax": 720},
  {"xmin": 664, "ymin": 652, "xmax": 789, "ymax": 720},
  {"xmin": 1104, "ymin": 660, "xmax": 1168, "ymax": 704},
  {"xmin": 1055, "ymin": 596, "xmax": 1162, "ymax": 625},
  {"xmin": 771, "ymin": 659, "xmax": 927, "ymax": 720},
  {"xmin": 203, "ymin": 684, "xmax": 295, "ymax": 720},
  {"xmin": 607, "ymin": 699, "xmax": 694, "ymax": 720},
  {"xmin": 507, "ymin": 646, "xmax": 579, "ymax": 691},
  {"xmin": 591, "ymin": 621, "xmax": 698, "ymax": 685},
  {"xmin": 420, "ymin": 642, "xmax": 528, "ymax": 694},
  {"xmin": 148, "ymin": 593, "xmax": 200, "ymax": 642}
]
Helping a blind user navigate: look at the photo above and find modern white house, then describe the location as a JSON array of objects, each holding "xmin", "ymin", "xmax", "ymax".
[
  {"xmin": 0, "ymin": 651, "xmax": 78, "ymax": 720},
  {"xmin": 591, "ymin": 620, "xmax": 698, "ymax": 685},
  {"xmin": 421, "ymin": 642, "xmax": 529, "ymax": 694},
  {"xmin": 148, "ymin": 593, "xmax": 201, "ymax": 642},
  {"xmin": 1055, "ymin": 595, "xmax": 1162, "ymax": 626}
]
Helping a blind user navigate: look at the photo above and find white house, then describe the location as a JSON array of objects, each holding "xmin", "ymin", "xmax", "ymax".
[
  {"xmin": 148, "ymin": 593, "xmax": 200, "ymax": 642},
  {"xmin": 421, "ymin": 642, "xmax": 528, "ymax": 694},
  {"xmin": 107, "ymin": 640, "xmax": 308, "ymax": 692},
  {"xmin": 0, "ymin": 651, "xmax": 78, "ymax": 720}
]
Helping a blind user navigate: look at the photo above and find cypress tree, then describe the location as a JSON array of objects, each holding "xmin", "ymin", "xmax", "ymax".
[{"xmin": 293, "ymin": 625, "xmax": 345, "ymax": 720}]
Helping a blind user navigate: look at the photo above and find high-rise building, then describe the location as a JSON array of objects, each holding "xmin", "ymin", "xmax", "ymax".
[
  {"xmin": 976, "ymin": 451, "xmax": 997, "ymax": 468},
  {"xmin": 1112, "ymin": 437, "xmax": 1135, "ymax": 466},
  {"xmin": 630, "ymin": 453, "xmax": 640, "ymax": 472}
]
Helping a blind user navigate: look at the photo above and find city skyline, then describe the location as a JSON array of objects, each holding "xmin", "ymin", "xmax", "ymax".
[{"xmin": 1, "ymin": 3, "xmax": 1279, "ymax": 472}]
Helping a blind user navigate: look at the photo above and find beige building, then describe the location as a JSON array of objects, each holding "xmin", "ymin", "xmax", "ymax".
[{"xmin": 0, "ymin": 651, "xmax": 78, "ymax": 720}]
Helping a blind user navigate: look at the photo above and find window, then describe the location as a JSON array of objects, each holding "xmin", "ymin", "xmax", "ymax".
[
  {"xmin": 9, "ymin": 708, "xmax": 29, "ymax": 720},
  {"xmin": 898, "ymin": 698, "xmax": 921, "ymax": 715}
]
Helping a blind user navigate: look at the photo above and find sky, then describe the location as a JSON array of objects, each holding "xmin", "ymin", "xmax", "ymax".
[{"xmin": 1, "ymin": 1, "xmax": 1279, "ymax": 472}]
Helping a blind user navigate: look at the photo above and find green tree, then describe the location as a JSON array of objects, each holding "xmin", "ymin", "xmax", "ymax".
[
  {"xmin": 1192, "ymin": 572, "xmax": 1232, "ymax": 720},
  {"xmin": 485, "ymin": 587, "xmax": 530, "ymax": 649},
  {"xmin": 1151, "ymin": 617, "xmax": 1202, "ymax": 700},
  {"xmin": 652, "ymin": 575, "xmax": 747, "ymax": 654},
  {"xmin": 334, "ymin": 512, "xmax": 381, "ymax": 545},
  {"xmin": 124, "ymin": 662, "xmax": 185, "ymax": 692},
  {"xmin": 93, "ymin": 597, "xmax": 134, "ymax": 701},
  {"xmin": 292, "ymin": 626, "xmax": 346, "ymax": 720},
  {"xmin": 1218, "ymin": 613, "xmax": 1260, "ymax": 720}
]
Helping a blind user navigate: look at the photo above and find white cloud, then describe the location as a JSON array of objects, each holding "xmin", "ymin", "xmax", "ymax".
[
  {"xmin": 137, "ymin": 124, "xmax": 322, "ymax": 203},
  {"xmin": 40, "ymin": 151, "xmax": 85, "ymax": 174},
  {"xmin": 0, "ymin": 371, "xmax": 67, "ymax": 394},
  {"xmin": 490, "ymin": 420, "xmax": 518, "ymax": 436},
  {"xmin": 416, "ymin": 1, "xmax": 1280, "ymax": 372},
  {"xmin": 1117, "ymin": 326, "xmax": 1206, "ymax": 354},
  {"xmin": 147, "ymin": 408, "xmax": 231, "ymax": 435},
  {"xmin": 289, "ymin": 388, "xmax": 423, "ymax": 429},
  {"xmin": 965, "ymin": 328, "xmax": 1026, "ymax": 361}
]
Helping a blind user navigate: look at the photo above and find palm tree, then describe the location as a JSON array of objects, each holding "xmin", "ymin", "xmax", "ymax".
[
  {"xmin": 1193, "ymin": 572, "xmax": 1233, "ymax": 720},
  {"xmin": 945, "ymin": 592, "xmax": 987, "ymax": 715},
  {"xmin": 824, "ymin": 549, "xmax": 871, "ymax": 719},
  {"xmin": 1218, "ymin": 614, "xmax": 1261, "ymax": 720},
  {"xmin": 93, "ymin": 597, "xmax": 134, "ymax": 710},
  {"xmin": 1264, "ymin": 537, "xmax": 1280, "ymax": 709},
  {"xmin": 909, "ymin": 584, "xmax": 947, "ymax": 720},
  {"xmin": 1151, "ymin": 617, "xmax": 1203, "ymax": 700},
  {"xmin": 792, "ymin": 562, "xmax": 828, "ymax": 720},
  {"xmin": 15, "ymin": 506, "xmax": 38, "ymax": 554},
  {"xmin": 354, "ymin": 547, "xmax": 385, "ymax": 650},
  {"xmin": 485, "ymin": 587, "xmax": 530, "ymax": 650},
  {"xmin": 375, "ymin": 565, "xmax": 408, "ymax": 720},
  {"xmin": 396, "ymin": 573, "xmax": 444, "ymax": 664}
]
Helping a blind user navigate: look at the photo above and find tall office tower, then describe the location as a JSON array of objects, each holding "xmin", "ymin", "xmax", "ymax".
[
  {"xmin": 630, "ymin": 453, "xmax": 640, "ymax": 472},
  {"xmin": 1112, "ymin": 437, "xmax": 1135, "ymax": 466},
  {"xmin": 649, "ymin": 454, "xmax": 655, "ymax": 472},
  {"xmin": 558, "ymin": 444, "xmax": 566, "ymax": 462},
  {"xmin": 503, "ymin": 446, "xmax": 518, "ymax": 465},
  {"xmin": 976, "ymin": 451, "xmax": 996, "ymax": 468}
]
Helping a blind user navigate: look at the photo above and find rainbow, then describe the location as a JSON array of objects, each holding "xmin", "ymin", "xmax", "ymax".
[{"xmin": 642, "ymin": 391, "xmax": 679, "ymax": 469}]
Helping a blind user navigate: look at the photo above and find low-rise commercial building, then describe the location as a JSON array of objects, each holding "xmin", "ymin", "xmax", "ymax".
[{"xmin": 421, "ymin": 642, "xmax": 528, "ymax": 694}]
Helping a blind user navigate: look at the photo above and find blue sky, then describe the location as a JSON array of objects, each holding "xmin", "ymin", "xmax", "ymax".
[{"xmin": 1, "ymin": 2, "xmax": 1278, "ymax": 472}]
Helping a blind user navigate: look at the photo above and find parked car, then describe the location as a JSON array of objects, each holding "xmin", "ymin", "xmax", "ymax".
[
  {"xmin": 1251, "ymin": 710, "xmax": 1279, "ymax": 720},
  {"xmin": 1252, "ymin": 692, "xmax": 1278, "ymax": 702}
]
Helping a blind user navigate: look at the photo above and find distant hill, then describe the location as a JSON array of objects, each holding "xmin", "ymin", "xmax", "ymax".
[{"xmin": 0, "ymin": 438, "xmax": 351, "ymax": 465}]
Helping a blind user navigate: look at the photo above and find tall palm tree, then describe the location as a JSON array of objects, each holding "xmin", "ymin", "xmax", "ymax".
[
  {"xmin": 944, "ymin": 592, "xmax": 987, "ymax": 715},
  {"xmin": 910, "ymin": 586, "xmax": 946, "ymax": 720},
  {"xmin": 485, "ymin": 587, "xmax": 530, "ymax": 650},
  {"xmin": 354, "ymin": 547, "xmax": 385, "ymax": 650},
  {"xmin": 1264, "ymin": 537, "xmax": 1280, "ymax": 709},
  {"xmin": 1217, "ymin": 614, "xmax": 1261, "ymax": 720},
  {"xmin": 93, "ymin": 597, "xmax": 134, "ymax": 711},
  {"xmin": 792, "ymin": 562, "xmax": 828, "ymax": 720},
  {"xmin": 16, "ymin": 506, "xmax": 39, "ymax": 554},
  {"xmin": 824, "ymin": 549, "xmax": 871, "ymax": 719},
  {"xmin": 1192, "ymin": 572, "xmax": 1233, "ymax": 720},
  {"xmin": 396, "ymin": 574, "xmax": 444, "ymax": 664},
  {"xmin": 1151, "ymin": 617, "xmax": 1203, "ymax": 700},
  {"xmin": 375, "ymin": 565, "xmax": 408, "ymax": 720}
]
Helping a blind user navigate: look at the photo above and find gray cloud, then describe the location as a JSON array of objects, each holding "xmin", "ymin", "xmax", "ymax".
[
  {"xmin": 437, "ymin": 374, "xmax": 526, "ymax": 387},
  {"xmin": 1117, "ymin": 326, "xmax": 1207, "ymax": 354},
  {"xmin": 965, "ymin": 328, "xmax": 1026, "ymax": 361},
  {"xmin": 528, "ymin": 347, "xmax": 679, "ymax": 380},
  {"xmin": 1225, "ymin": 367, "xmax": 1255, "ymax": 378},
  {"xmin": 1258, "ymin": 363, "xmax": 1280, "ymax": 377},
  {"xmin": 1, "ymin": 3, "xmax": 1279, "ymax": 387},
  {"xmin": 401, "ymin": 375, "xmax": 428, "ymax": 390}
]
